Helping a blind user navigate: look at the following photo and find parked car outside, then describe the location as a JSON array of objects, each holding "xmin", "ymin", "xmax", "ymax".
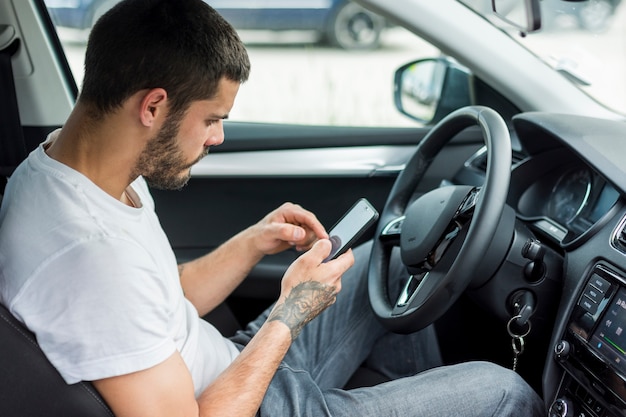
[{"xmin": 44, "ymin": 0, "xmax": 388, "ymax": 49}]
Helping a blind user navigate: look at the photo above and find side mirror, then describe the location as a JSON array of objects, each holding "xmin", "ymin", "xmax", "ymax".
[
  {"xmin": 492, "ymin": 0, "xmax": 541, "ymax": 34},
  {"xmin": 393, "ymin": 58, "xmax": 471, "ymax": 125}
]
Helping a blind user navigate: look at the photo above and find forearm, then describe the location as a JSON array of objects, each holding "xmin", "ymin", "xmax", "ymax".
[
  {"xmin": 197, "ymin": 320, "xmax": 292, "ymax": 417},
  {"xmin": 180, "ymin": 226, "xmax": 264, "ymax": 316}
]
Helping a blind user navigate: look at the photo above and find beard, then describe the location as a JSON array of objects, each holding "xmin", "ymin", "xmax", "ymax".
[{"xmin": 132, "ymin": 112, "xmax": 208, "ymax": 190}]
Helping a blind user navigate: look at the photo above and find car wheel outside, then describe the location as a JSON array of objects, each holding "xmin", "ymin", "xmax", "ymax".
[{"xmin": 325, "ymin": 2, "xmax": 385, "ymax": 50}]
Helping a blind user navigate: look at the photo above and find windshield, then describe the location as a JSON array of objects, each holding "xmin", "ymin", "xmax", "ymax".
[{"xmin": 462, "ymin": 0, "xmax": 626, "ymax": 116}]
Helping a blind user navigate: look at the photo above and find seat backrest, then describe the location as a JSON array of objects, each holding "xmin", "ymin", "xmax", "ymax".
[
  {"xmin": 0, "ymin": 304, "xmax": 115, "ymax": 416},
  {"xmin": 0, "ymin": 23, "xmax": 116, "ymax": 417}
]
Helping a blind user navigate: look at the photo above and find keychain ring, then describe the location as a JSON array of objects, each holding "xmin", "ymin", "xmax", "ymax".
[
  {"xmin": 507, "ymin": 314, "xmax": 531, "ymax": 338},
  {"xmin": 511, "ymin": 335, "xmax": 525, "ymax": 355}
]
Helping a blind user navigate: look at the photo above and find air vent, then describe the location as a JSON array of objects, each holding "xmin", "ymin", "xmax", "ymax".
[
  {"xmin": 512, "ymin": 151, "xmax": 526, "ymax": 165},
  {"xmin": 611, "ymin": 215, "xmax": 626, "ymax": 254}
]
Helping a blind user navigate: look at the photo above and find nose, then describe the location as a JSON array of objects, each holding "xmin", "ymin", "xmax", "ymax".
[{"xmin": 206, "ymin": 120, "xmax": 225, "ymax": 147}]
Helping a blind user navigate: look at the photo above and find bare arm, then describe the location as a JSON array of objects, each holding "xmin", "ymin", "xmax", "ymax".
[
  {"xmin": 179, "ymin": 202, "xmax": 328, "ymax": 316},
  {"xmin": 93, "ymin": 321, "xmax": 292, "ymax": 417},
  {"xmin": 93, "ymin": 239, "xmax": 354, "ymax": 417}
]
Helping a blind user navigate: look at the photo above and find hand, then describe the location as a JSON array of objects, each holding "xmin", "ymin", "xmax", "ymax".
[
  {"xmin": 268, "ymin": 239, "xmax": 354, "ymax": 340},
  {"xmin": 250, "ymin": 202, "xmax": 328, "ymax": 255}
]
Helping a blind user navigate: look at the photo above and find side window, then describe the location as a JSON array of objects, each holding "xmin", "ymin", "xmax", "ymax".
[{"xmin": 44, "ymin": 0, "xmax": 440, "ymax": 127}]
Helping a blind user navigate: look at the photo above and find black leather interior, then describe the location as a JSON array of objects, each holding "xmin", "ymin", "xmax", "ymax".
[
  {"xmin": 0, "ymin": 38, "xmax": 27, "ymax": 182},
  {"xmin": 0, "ymin": 303, "xmax": 114, "ymax": 416}
]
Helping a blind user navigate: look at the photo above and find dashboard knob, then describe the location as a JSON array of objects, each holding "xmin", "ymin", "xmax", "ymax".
[
  {"xmin": 549, "ymin": 398, "xmax": 573, "ymax": 417},
  {"xmin": 554, "ymin": 340, "xmax": 571, "ymax": 362},
  {"xmin": 522, "ymin": 238, "xmax": 546, "ymax": 282}
]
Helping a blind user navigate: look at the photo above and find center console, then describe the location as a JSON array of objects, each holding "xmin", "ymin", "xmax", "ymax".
[{"xmin": 550, "ymin": 264, "xmax": 626, "ymax": 417}]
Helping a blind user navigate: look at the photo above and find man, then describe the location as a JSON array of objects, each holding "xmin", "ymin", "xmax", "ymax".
[{"xmin": 0, "ymin": 0, "xmax": 545, "ymax": 415}]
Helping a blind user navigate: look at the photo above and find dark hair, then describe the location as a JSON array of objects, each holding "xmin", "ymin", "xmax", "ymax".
[{"xmin": 80, "ymin": 0, "xmax": 250, "ymax": 116}]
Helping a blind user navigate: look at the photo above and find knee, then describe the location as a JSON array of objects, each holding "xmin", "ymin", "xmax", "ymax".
[{"xmin": 472, "ymin": 362, "xmax": 545, "ymax": 415}]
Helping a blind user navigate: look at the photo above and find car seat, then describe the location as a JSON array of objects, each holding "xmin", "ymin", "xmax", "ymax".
[
  {"xmin": 0, "ymin": 304, "xmax": 115, "ymax": 416},
  {"xmin": 0, "ymin": 31, "xmax": 115, "ymax": 417}
]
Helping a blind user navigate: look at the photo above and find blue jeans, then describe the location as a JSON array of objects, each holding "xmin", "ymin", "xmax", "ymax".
[{"xmin": 231, "ymin": 242, "xmax": 546, "ymax": 416}]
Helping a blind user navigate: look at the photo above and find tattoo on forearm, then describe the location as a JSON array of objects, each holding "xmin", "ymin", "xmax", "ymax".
[
  {"xmin": 178, "ymin": 264, "xmax": 185, "ymax": 277},
  {"xmin": 268, "ymin": 281, "xmax": 336, "ymax": 340}
]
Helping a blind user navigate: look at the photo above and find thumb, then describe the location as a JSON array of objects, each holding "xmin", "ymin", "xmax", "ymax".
[{"xmin": 308, "ymin": 238, "xmax": 332, "ymax": 261}]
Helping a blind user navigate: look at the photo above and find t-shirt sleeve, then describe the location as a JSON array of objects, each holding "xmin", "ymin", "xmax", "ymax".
[{"xmin": 11, "ymin": 235, "xmax": 177, "ymax": 384}]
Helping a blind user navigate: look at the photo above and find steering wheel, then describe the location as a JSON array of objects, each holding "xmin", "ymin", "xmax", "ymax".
[{"xmin": 368, "ymin": 106, "xmax": 511, "ymax": 333}]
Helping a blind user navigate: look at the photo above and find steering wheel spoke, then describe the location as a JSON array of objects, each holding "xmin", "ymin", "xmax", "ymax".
[
  {"xmin": 379, "ymin": 215, "xmax": 405, "ymax": 246},
  {"xmin": 394, "ymin": 272, "xmax": 426, "ymax": 309},
  {"xmin": 455, "ymin": 186, "xmax": 481, "ymax": 219}
]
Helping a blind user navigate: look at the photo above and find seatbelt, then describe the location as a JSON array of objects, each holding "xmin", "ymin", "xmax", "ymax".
[{"xmin": 0, "ymin": 25, "xmax": 27, "ymax": 189}]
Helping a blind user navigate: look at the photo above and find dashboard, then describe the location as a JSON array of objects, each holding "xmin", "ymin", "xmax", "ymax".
[
  {"xmin": 456, "ymin": 112, "xmax": 626, "ymax": 417},
  {"xmin": 507, "ymin": 113, "xmax": 626, "ymax": 417}
]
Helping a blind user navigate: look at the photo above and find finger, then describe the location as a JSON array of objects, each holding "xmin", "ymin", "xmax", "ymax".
[
  {"xmin": 293, "ymin": 228, "xmax": 322, "ymax": 251},
  {"xmin": 289, "ymin": 224, "xmax": 306, "ymax": 242},
  {"xmin": 275, "ymin": 223, "xmax": 307, "ymax": 245},
  {"xmin": 283, "ymin": 224, "xmax": 322, "ymax": 251},
  {"xmin": 283, "ymin": 206, "xmax": 328, "ymax": 240}
]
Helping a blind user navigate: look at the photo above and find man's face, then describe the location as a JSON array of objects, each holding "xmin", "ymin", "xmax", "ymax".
[{"xmin": 135, "ymin": 78, "xmax": 240, "ymax": 190}]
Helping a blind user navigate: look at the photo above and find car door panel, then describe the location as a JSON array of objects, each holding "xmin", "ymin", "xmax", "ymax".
[{"xmin": 152, "ymin": 121, "xmax": 485, "ymax": 305}]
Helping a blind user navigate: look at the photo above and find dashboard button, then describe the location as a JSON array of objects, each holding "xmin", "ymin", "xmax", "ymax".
[
  {"xmin": 579, "ymin": 296, "xmax": 598, "ymax": 315},
  {"xmin": 592, "ymin": 402, "xmax": 605, "ymax": 416},
  {"xmin": 583, "ymin": 283, "xmax": 604, "ymax": 304},
  {"xmin": 589, "ymin": 274, "xmax": 610, "ymax": 294}
]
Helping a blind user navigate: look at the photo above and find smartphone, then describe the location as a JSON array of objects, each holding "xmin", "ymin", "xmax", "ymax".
[{"xmin": 323, "ymin": 198, "xmax": 379, "ymax": 263}]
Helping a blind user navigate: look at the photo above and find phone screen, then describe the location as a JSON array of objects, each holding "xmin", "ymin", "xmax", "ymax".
[{"xmin": 323, "ymin": 198, "xmax": 379, "ymax": 262}]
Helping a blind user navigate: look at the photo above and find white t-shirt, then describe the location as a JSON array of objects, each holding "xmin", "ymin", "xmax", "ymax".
[{"xmin": 0, "ymin": 131, "xmax": 240, "ymax": 396}]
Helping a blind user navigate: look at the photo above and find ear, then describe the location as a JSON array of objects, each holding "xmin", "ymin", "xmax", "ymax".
[{"xmin": 139, "ymin": 88, "xmax": 168, "ymax": 127}]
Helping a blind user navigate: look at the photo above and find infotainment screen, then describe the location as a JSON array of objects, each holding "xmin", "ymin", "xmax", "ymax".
[{"xmin": 590, "ymin": 287, "xmax": 626, "ymax": 376}]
